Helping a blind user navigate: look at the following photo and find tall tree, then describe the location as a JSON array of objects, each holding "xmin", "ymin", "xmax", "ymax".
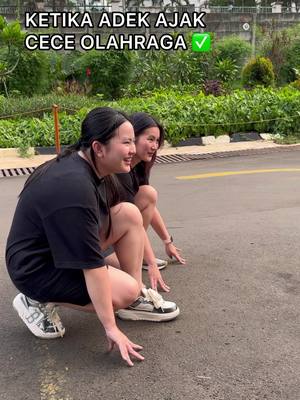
[{"xmin": 0, "ymin": 16, "xmax": 25, "ymax": 96}]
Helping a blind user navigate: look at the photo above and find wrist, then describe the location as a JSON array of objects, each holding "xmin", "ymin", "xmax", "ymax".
[
  {"xmin": 104, "ymin": 323, "xmax": 118, "ymax": 333},
  {"xmin": 163, "ymin": 236, "xmax": 173, "ymax": 245},
  {"xmin": 146, "ymin": 261, "xmax": 157, "ymax": 268}
]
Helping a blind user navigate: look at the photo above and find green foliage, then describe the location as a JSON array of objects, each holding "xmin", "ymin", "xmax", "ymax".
[
  {"xmin": 214, "ymin": 36, "xmax": 252, "ymax": 68},
  {"xmin": 0, "ymin": 113, "xmax": 82, "ymax": 148},
  {"xmin": 242, "ymin": 57, "xmax": 275, "ymax": 88},
  {"xmin": 60, "ymin": 50, "xmax": 82, "ymax": 78},
  {"xmin": 1, "ymin": 87, "xmax": 300, "ymax": 147},
  {"xmin": 214, "ymin": 58, "xmax": 238, "ymax": 83},
  {"xmin": 72, "ymin": 50, "xmax": 133, "ymax": 99},
  {"xmin": 0, "ymin": 18, "xmax": 26, "ymax": 96},
  {"xmin": 0, "ymin": 94, "xmax": 102, "ymax": 118},
  {"xmin": 5, "ymin": 50, "xmax": 51, "ymax": 95},
  {"xmin": 274, "ymin": 134, "xmax": 300, "ymax": 144},
  {"xmin": 0, "ymin": 20, "xmax": 25, "ymax": 49},
  {"xmin": 17, "ymin": 142, "xmax": 31, "ymax": 158},
  {"xmin": 258, "ymin": 23, "xmax": 300, "ymax": 84},
  {"xmin": 282, "ymin": 38, "xmax": 300, "ymax": 83},
  {"xmin": 0, "ymin": 16, "xmax": 6, "ymax": 31},
  {"xmin": 125, "ymin": 38, "xmax": 212, "ymax": 96},
  {"xmin": 291, "ymin": 82, "xmax": 300, "ymax": 91}
]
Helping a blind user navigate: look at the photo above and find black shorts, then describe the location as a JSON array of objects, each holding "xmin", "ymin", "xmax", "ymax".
[
  {"xmin": 9, "ymin": 249, "xmax": 114, "ymax": 307},
  {"xmin": 11, "ymin": 267, "xmax": 91, "ymax": 306}
]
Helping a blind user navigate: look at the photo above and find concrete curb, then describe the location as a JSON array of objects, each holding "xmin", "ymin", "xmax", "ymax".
[
  {"xmin": 1, "ymin": 141, "xmax": 300, "ymax": 171},
  {"xmin": 0, "ymin": 147, "xmax": 35, "ymax": 158}
]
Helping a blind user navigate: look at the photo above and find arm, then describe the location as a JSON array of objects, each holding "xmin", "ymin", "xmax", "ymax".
[
  {"xmin": 142, "ymin": 229, "xmax": 170, "ymax": 292},
  {"xmin": 83, "ymin": 267, "xmax": 144, "ymax": 366},
  {"xmin": 151, "ymin": 207, "xmax": 186, "ymax": 264}
]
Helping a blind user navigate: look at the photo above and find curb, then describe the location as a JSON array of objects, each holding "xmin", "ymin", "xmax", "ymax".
[
  {"xmin": 0, "ymin": 147, "xmax": 35, "ymax": 158},
  {"xmin": 0, "ymin": 133, "xmax": 272, "ymax": 158},
  {"xmin": 2, "ymin": 144, "xmax": 300, "ymax": 179}
]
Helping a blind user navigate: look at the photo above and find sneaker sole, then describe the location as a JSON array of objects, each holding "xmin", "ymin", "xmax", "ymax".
[
  {"xmin": 116, "ymin": 307, "xmax": 180, "ymax": 322},
  {"xmin": 13, "ymin": 295, "xmax": 65, "ymax": 339}
]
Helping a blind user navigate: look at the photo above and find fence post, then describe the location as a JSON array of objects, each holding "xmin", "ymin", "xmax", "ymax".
[{"xmin": 52, "ymin": 104, "xmax": 61, "ymax": 154}]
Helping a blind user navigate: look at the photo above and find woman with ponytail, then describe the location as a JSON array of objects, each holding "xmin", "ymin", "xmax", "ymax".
[
  {"xmin": 6, "ymin": 107, "xmax": 179, "ymax": 367},
  {"xmin": 112, "ymin": 112, "xmax": 186, "ymax": 292}
]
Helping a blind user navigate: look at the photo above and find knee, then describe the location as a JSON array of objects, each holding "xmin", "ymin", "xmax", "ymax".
[
  {"xmin": 119, "ymin": 202, "xmax": 143, "ymax": 227},
  {"xmin": 122, "ymin": 279, "xmax": 140, "ymax": 308},
  {"xmin": 138, "ymin": 185, "xmax": 158, "ymax": 205}
]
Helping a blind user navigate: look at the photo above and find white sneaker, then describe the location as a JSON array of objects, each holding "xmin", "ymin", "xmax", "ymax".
[
  {"xmin": 117, "ymin": 288, "xmax": 180, "ymax": 322},
  {"xmin": 13, "ymin": 293, "xmax": 65, "ymax": 339},
  {"xmin": 142, "ymin": 258, "xmax": 168, "ymax": 271}
]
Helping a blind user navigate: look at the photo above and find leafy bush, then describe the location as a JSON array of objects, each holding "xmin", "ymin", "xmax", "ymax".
[
  {"xmin": 242, "ymin": 57, "xmax": 275, "ymax": 88},
  {"xmin": 282, "ymin": 38, "xmax": 300, "ymax": 83},
  {"xmin": 291, "ymin": 79, "xmax": 300, "ymax": 91},
  {"xmin": 214, "ymin": 58, "xmax": 238, "ymax": 83},
  {"xmin": 258, "ymin": 23, "xmax": 300, "ymax": 84},
  {"xmin": 203, "ymin": 80, "xmax": 224, "ymax": 96},
  {"xmin": 72, "ymin": 50, "xmax": 133, "ymax": 99},
  {"xmin": 214, "ymin": 36, "xmax": 252, "ymax": 68},
  {"xmin": 6, "ymin": 50, "xmax": 51, "ymax": 95},
  {"xmin": 125, "ymin": 36, "xmax": 213, "ymax": 96},
  {"xmin": 0, "ymin": 94, "xmax": 102, "ymax": 118},
  {"xmin": 258, "ymin": 29, "xmax": 292, "ymax": 84},
  {"xmin": 0, "ymin": 17, "xmax": 26, "ymax": 96}
]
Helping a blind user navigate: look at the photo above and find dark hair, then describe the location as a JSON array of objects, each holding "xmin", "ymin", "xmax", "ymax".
[
  {"xmin": 22, "ymin": 107, "xmax": 129, "ymax": 192},
  {"xmin": 130, "ymin": 112, "xmax": 165, "ymax": 178},
  {"xmin": 21, "ymin": 107, "xmax": 130, "ymax": 238}
]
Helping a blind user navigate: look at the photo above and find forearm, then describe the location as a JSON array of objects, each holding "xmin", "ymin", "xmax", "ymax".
[
  {"xmin": 143, "ymin": 229, "xmax": 157, "ymax": 266},
  {"xmin": 151, "ymin": 207, "xmax": 185, "ymax": 264},
  {"xmin": 151, "ymin": 207, "xmax": 171, "ymax": 242},
  {"xmin": 83, "ymin": 267, "xmax": 116, "ymax": 331}
]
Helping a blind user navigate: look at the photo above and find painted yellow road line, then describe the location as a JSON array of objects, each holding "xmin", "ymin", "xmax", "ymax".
[{"xmin": 176, "ymin": 168, "xmax": 300, "ymax": 180}]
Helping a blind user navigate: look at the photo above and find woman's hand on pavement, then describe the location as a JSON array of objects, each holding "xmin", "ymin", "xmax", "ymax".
[
  {"xmin": 106, "ymin": 326, "xmax": 144, "ymax": 367},
  {"xmin": 165, "ymin": 243, "xmax": 186, "ymax": 264},
  {"xmin": 147, "ymin": 264, "xmax": 170, "ymax": 292}
]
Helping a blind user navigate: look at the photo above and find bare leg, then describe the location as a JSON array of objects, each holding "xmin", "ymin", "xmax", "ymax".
[
  {"xmin": 59, "ymin": 202, "xmax": 144, "ymax": 311},
  {"xmin": 101, "ymin": 202, "xmax": 144, "ymax": 290},
  {"xmin": 59, "ymin": 266, "xmax": 139, "ymax": 312},
  {"xmin": 134, "ymin": 185, "xmax": 157, "ymax": 230}
]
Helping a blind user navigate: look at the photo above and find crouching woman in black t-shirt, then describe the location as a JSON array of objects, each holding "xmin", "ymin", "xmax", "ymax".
[
  {"xmin": 6, "ymin": 107, "xmax": 179, "ymax": 367},
  {"xmin": 113, "ymin": 112, "xmax": 186, "ymax": 292}
]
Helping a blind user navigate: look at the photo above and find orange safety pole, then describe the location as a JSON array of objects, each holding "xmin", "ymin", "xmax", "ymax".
[{"xmin": 52, "ymin": 104, "xmax": 61, "ymax": 154}]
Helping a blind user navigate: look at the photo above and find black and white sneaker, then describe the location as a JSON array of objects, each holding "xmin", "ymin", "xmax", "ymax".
[
  {"xmin": 13, "ymin": 293, "xmax": 65, "ymax": 339},
  {"xmin": 142, "ymin": 258, "xmax": 168, "ymax": 271},
  {"xmin": 117, "ymin": 288, "xmax": 180, "ymax": 322}
]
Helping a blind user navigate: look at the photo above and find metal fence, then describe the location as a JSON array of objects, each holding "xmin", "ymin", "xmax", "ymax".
[
  {"xmin": 0, "ymin": 4, "xmax": 299, "ymax": 16},
  {"xmin": 0, "ymin": 4, "xmax": 111, "ymax": 15},
  {"xmin": 201, "ymin": 5, "xmax": 295, "ymax": 13}
]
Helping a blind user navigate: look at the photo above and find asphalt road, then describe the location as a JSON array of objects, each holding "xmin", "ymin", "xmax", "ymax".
[{"xmin": 1, "ymin": 150, "xmax": 300, "ymax": 400}]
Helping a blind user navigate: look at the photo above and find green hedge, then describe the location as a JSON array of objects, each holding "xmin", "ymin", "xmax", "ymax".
[
  {"xmin": 1, "ymin": 86, "xmax": 300, "ymax": 147},
  {"xmin": 0, "ymin": 94, "xmax": 99, "ymax": 119}
]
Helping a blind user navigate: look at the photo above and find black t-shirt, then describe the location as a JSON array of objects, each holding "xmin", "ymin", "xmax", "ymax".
[
  {"xmin": 116, "ymin": 162, "xmax": 149, "ymax": 204},
  {"xmin": 6, "ymin": 153, "xmax": 107, "ymax": 293}
]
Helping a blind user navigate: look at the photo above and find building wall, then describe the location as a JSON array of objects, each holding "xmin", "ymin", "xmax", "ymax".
[{"xmin": 1, "ymin": 6, "xmax": 300, "ymax": 41}]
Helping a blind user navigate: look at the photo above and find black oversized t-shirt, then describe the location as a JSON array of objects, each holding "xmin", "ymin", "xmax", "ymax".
[
  {"xmin": 116, "ymin": 162, "xmax": 149, "ymax": 204},
  {"xmin": 6, "ymin": 153, "xmax": 107, "ymax": 293}
]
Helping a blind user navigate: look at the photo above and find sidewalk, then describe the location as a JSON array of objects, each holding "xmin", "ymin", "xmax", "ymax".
[{"xmin": 1, "ymin": 140, "xmax": 300, "ymax": 170}]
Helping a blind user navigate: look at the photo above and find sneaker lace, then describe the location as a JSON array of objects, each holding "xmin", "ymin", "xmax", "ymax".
[
  {"xmin": 41, "ymin": 304, "xmax": 65, "ymax": 337},
  {"xmin": 141, "ymin": 288, "xmax": 165, "ymax": 309}
]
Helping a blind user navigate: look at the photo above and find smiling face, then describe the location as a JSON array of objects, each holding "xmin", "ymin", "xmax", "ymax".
[
  {"xmin": 92, "ymin": 121, "xmax": 136, "ymax": 176},
  {"xmin": 134, "ymin": 127, "xmax": 160, "ymax": 164}
]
